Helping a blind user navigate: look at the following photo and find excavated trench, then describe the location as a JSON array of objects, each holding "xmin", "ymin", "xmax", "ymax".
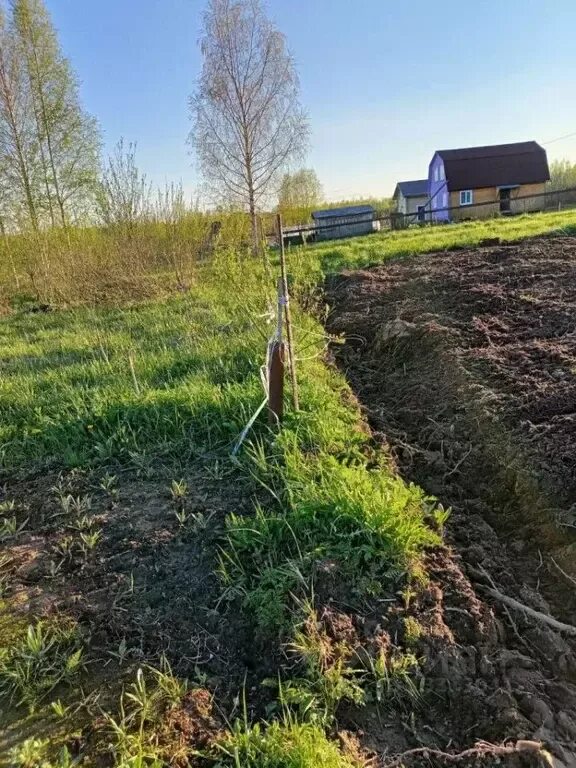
[{"xmin": 326, "ymin": 235, "xmax": 576, "ymax": 766}]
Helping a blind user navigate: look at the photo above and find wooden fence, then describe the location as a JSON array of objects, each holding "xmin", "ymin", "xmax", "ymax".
[{"xmin": 273, "ymin": 186, "xmax": 576, "ymax": 245}]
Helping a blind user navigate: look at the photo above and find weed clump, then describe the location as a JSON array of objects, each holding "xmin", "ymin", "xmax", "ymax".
[
  {"xmin": 105, "ymin": 663, "xmax": 221, "ymax": 766},
  {"xmin": 0, "ymin": 620, "xmax": 83, "ymax": 711},
  {"xmin": 222, "ymin": 446, "xmax": 438, "ymax": 636},
  {"xmin": 215, "ymin": 717, "xmax": 358, "ymax": 768}
]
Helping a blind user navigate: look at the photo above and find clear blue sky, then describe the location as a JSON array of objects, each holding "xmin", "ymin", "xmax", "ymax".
[{"xmin": 48, "ymin": 0, "xmax": 576, "ymax": 201}]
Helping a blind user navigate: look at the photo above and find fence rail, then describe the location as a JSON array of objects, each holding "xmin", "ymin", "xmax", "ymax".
[{"xmin": 274, "ymin": 185, "xmax": 576, "ymax": 245}]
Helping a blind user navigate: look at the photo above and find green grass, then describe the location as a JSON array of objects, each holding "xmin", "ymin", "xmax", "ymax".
[
  {"xmin": 0, "ymin": 246, "xmax": 437, "ymax": 762},
  {"xmin": 3, "ymin": 209, "xmax": 571, "ymax": 763},
  {"xmin": 0, "ymin": 620, "xmax": 83, "ymax": 712},
  {"xmin": 215, "ymin": 717, "xmax": 358, "ymax": 768},
  {"xmin": 298, "ymin": 208, "xmax": 576, "ymax": 274},
  {"xmin": 221, "ymin": 444, "xmax": 436, "ymax": 635},
  {"xmin": 0, "ymin": 255, "xmax": 272, "ymax": 470}
]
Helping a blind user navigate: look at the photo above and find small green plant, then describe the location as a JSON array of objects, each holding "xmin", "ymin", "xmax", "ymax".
[
  {"xmin": 50, "ymin": 698, "xmax": 69, "ymax": 718},
  {"xmin": 99, "ymin": 472, "xmax": 118, "ymax": 497},
  {"xmin": 10, "ymin": 738, "xmax": 48, "ymax": 768},
  {"xmin": 69, "ymin": 514, "xmax": 97, "ymax": 532},
  {"xmin": 0, "ymin": 621, "xmax": 83, "ymax": 711},
  {"xmin": 105, "ymin": 661, "xmax": 189, "ymax": 766},
  {"xmin": 360, "ymin": 646, "xmax": 422, "ymax": 710},
  {"xmin": 170, "ymin": 479, "xmax": 188, "ymax": 500},
  {"xmin": 190, "ymin": 510, "xmax": 214, "ymax": 533},
  {"xmin": 10, "ymin": 738, "xmax": 73, "ymax": 768},
  {"xmin": 72, "ymin": 494, "xmax": 92, "ymax": 516},
  {"xmin": 279, "ymin": 607, "xmax": 365, "ymax": 726},
  {"xmin": 0, "ymin": 514, "xmax": 28, "ymax": 542},
  {"xmin": 423, "ymin": 500, "xmax": 451, "ymax": 534},
  {"xmin": 54, "ymin": 535, "xmax": 76, "ymax": 563},
  {"xmin": 403, "ymin": 616, "xmax": 423, "ymax": 647},
  {"xmin": 79, "ymin": 529, "xmax": 102, "ymax": 553},
  {"xmin": 174, "ymin": 508, "xmax": 188, "ymax": 527},
  {"xmin": 59, "ymin": 494, "xmax": 92, "ymax": 517}
]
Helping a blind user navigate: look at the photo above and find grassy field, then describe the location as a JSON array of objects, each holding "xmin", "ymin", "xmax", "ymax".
[
  {"xmin": 0, "ymin": 248, "xmax": 437, "ymax": 765},
  {"xmin": 1, "ymin": 209, "xmax": 575, "ymax": 766},
  {"xmin": 305, "ymin": 208, "xmax": 576, "ymax": 274}
]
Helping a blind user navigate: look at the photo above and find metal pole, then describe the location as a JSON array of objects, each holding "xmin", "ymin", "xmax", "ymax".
[{"xmin": 276, "ymin": 213, "xmax": 299, "ymax": 411}]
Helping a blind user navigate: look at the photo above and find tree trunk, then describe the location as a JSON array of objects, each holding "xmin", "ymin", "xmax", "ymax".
[
  {"xmin": 29, "ymin": 43, "xmax": 66, "ymax": 229},
  {"xmin": 0, "ymin": 63, "xmax": 39, "ymax": 230},
  {"xmin": 249, "ymin": 193, "xmax": 259, "ymax": 257},
  {"xmin": 36, "ymin": 77, "xmax": 66, "ymax": 228},
  {"xmin": 245, "ymin": 161, "xmax": 259, "ymax": 256}
]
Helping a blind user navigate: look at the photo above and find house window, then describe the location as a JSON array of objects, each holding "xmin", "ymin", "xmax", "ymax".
[
  {"xmin": 439, "ymin": 165, "xmax": 445, "ymax": 181},
  {"xmin": 443, "ymin": 192, "xmax": 448, "ymax": 207},
  {"xmin": 460, "ymin": 190, "xmax": 473, "ymax": 206}
]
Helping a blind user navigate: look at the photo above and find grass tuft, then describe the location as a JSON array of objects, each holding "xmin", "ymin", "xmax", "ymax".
[
  {"xmin": 0, "ymin": 620, "xmax": 83, "ymax": 711},
  {"xmin": 215, "ymin": 717, "xmax": 359, "ymax": 768}
]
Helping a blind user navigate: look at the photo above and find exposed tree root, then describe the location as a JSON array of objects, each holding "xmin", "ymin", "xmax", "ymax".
[
  {"xmin": 383, "ymin": 739, "xmax": 548, "ymax": 767},
  {"xmin": 481, "ymin": 585, "xmax": 576, "ymax": 637}
]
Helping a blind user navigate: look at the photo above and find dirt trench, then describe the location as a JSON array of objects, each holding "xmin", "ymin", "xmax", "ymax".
[{"xmin": 326, "ymin": 235, "xmax": 576, "ymax": 766}]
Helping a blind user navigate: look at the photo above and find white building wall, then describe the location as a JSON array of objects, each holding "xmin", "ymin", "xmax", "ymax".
[{"xmin": 405, "ymin": 195, "xmax": 429, "ymax": 215}]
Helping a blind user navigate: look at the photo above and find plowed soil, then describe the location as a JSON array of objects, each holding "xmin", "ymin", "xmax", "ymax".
[{"xmin": 326, "ymin": 235, "xmax": 576, "ymax": 765}]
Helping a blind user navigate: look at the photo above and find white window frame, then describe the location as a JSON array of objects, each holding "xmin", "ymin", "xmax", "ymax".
[
  {"xmin": 460, "ymin": 189, "xmax": 473, "ymax": 206},
  {"xmin": 439, "ymin": 165, "xmax": 445, "ymax": 181}
]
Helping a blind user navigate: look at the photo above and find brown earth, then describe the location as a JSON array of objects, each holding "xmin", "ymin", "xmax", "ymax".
[
  {"xmin": 326, "ymin": 235, "xmax": 576, "ymax": 766},
  {"xmin": 0, "ymin": 464, "xmax": 269, "ymax": 763}
]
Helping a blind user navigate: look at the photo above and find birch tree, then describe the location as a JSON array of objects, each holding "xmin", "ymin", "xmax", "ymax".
[
  {"xmin": 11, "ymin": 0, "xmax": 101, "ymax": 228},
  {"xmin": 0, "ymin": 5, "xmax": 39, "ymax": 229},
  {"xmin": 189, "ymin": 0, "xmax": 308, "ymax": 252}
]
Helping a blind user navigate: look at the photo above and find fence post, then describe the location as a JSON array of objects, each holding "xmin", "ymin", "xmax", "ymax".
[
  {"xmin": 276, "ymin": 214, "xmax": 299, "ymax": 411},
  {"xmin": 268, "ymin": 277, "xmax": 285, "ymax": 425}
]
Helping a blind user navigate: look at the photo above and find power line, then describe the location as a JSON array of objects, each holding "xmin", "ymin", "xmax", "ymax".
[{"xmin": 542, "ymin": 131, "xmax": 576, "ymax": 145}]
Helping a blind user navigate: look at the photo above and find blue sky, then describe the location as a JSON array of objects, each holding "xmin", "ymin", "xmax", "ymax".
[{"xmin": 49, "ymin": 0, "xmax": 576, "ymax": 201}]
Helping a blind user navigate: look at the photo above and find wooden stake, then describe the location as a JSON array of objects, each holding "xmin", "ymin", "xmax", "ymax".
[
  {"xmin": 268, "ymin": 278, "xmax": 285, "ymax": 425},
  {"xmin": 276, "ymin": 213, "xmax": 299, "ymax": 411},
  {"xmin": 268, "ymin": 341, "xmax": 285, "ymax": 425}
]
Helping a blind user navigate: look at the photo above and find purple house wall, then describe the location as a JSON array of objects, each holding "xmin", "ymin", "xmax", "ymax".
[{"xmin": 428, "ymin": 153, "xmax": 450, "ymax": 222}]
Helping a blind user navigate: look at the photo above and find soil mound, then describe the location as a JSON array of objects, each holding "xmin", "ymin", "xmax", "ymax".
[{"xmin": 326, "ymin": 235, "xmax": 576, "ymax": 765}]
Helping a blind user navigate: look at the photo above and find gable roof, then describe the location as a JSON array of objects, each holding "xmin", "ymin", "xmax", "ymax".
[
  {"xmin": 312, "ymin": 205, "xmax": 374, "ymax": 220},
  {"xmin": 435, "ymin": 141, "xmax": 549, "ymax": 191},
  {"xmin": 394, "ymin": 179, "xmax": 429, "ymax": 199}
]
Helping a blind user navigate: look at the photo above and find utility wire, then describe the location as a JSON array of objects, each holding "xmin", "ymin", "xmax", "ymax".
[{"xmin": 542, "ymin": 131, "xmax": 576, "ymax": 145}]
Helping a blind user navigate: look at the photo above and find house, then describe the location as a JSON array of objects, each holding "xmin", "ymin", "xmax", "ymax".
[
  {"xmin": 392, "ymin": 180, "xmax": 429, "ymax": 222},
  {"xmin": 428, "ymin": 141, "xmax": 550, "ymax": 222},
  {"xmin": 311, "ymin": 204, "xmax": 376, "ymax": 241}
]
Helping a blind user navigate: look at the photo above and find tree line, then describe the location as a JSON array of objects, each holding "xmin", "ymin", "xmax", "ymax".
[
  {"xmin": 0, "ymin": 0, "xmax": 100, "ymax": 232},
  {"xmin": 1, "ymin": 0, "xmax": 574, "ymax": 244},
  {"xmin": 0, "ymin": 0, "xmax": 314, "ymax": 244}
]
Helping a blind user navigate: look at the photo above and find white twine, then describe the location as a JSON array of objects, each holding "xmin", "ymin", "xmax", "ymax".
[
  {"xmin": 231, "ymin": 276, "xmax": 294, "ymax": 457},
  {"xmin": 231, "ymin": 335, "xmax": 275, "ymax": 457}
]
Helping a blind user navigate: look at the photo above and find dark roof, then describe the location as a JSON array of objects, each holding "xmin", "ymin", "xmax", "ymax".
[
  {"xmin": 435, "ymin": 141, "xmax": 549, "ymax": 191},
  {"xmin": 394, "ymin": 179, "xmax": 429, "ymax": 198},
  {"xmin": 312, "ymin": 205, "xmax": 374, "ymax": 220}
]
